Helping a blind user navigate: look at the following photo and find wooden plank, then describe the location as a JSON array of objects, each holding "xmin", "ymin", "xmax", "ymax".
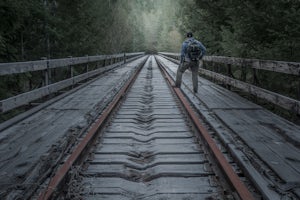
[
  {"xmin": 0, "ymin": 62, "xmax": 119, "ymax": 112},
  {"xmin": 0, "ymin": 87, "xmax": 50, "ymax": 112},
  {"xmin": 205, "ymin": 56, "xmax": 300, "ymax": 75},
  {"xmin": 199, "ymin": 68, "xmax": 300, "ymax": 115},
  {"xmin": 159, "ymin": 52, "xmax": 300, "ymax": 75},
  {"xmin": 125, "ymin": 52, "xmax": 145, "ymax": 57},
  {"xmin": 0, "ymin": 55, "xmax": 146, "ymax": 112},
  {"xmin": 71, "ymin": 56, "xmax": 89, "ymax": 65},
  {"xmin": 0, "ymin": 76, "xmax": 104, "ymax": 132},
  {"xmin": 0, "ymin": 60, "xmax": 47, "ymax": 75},
  {"xmin": 214, "ymin": 109, "xmax": 300, "ymax": 183},
  {"xmin": 0, "ymin": 52, "xmax": 145, "ymax": 75},
  {"xmin": 48, "ymin": 58, "xmax": 72, "ymax": 68},
  {"xmin": 0, "ymin": 76, "xmax": 82, "ymax": 112},
  {"xmin": 88, "ymin": 55, "xmax": 107, "ymax": 62},
  {"xmin": 158, "ymin": 52, "xmax": 179, "ymax": 57},
  {"xmin": 194, "ymin": 84, "xmax": 261, "ymax": 110},
  {"xmin": 112, "ymin": 54, "xmax": 125, "ymax": 58}
]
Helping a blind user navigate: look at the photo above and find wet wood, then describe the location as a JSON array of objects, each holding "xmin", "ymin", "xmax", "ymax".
[
  {"xmin": 0, "ymin": 58, "xmax": 146, "ymax": 198},
  {"xmin": 0, "ymin": 53, "xmax": 144, "ymax": 75},
  {"xmin": 158, "ymin": 52, "xmax": 300, "ymax": 114},
  {"xmin": 156, "ymin": 55, "xmax": 300, "ymax": 198},
  {"xmin": 0, "ymin": 53, "xmax": 145, "ymax": 112},
  {"xmin": 159, "ymin": 52, "xmax": 300, "ymax": 75},
  {"xmin": 199, "ymin": 68, "xmax": 300, "ymax": 115},
  {"xmin": 205, "ymin": 56, "xmax": 300, "ymax": 75}
]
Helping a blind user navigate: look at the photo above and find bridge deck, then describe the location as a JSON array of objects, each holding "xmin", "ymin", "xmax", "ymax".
[
  {"xmin": 0, "ymin": 55, "xmax": 299, "ymax": 198},
  {"xmin": 0, "ymin": 58, "xmax": 146, "ymax": 198},
  {"xmin": 157, "ymin": 56, "xmax": 300, "ymax": 196}
]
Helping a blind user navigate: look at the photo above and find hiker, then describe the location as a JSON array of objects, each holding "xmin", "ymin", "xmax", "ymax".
[{"xmin": 175, "ymin": 32, "xmax": 206, "ymax": 93}]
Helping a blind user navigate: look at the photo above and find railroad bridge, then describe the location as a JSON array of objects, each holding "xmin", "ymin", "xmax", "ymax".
[{"xmin": 0, "ymin": 53, "xmax": 300, "ymax": 200}]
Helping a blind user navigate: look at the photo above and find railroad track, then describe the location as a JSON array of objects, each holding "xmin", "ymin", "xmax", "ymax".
[{"xmin": 37, "ymin": 56, "xmax": 258, "ymax": 200}]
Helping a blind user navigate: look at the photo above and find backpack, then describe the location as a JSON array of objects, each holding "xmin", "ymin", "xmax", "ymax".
[{"xmin": 187, "ymin": 40, "xmax": 202, "ymax": 61}]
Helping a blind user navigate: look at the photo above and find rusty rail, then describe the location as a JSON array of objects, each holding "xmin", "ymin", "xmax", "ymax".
[
  {"xmin": 37, "ymin": 56, "xmax": 148, "ymax": 200},
  {"xmin": 156, "ymin": 57, "xmax": 255, "ymax": 200}
]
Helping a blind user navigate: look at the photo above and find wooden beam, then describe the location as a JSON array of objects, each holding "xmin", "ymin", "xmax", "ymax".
[
  {"xmin": 204, "ymin": 56, "xmax": 300, "ymax": 75},
  {"xmin": 0, "ymin": 54, "xmax": 145, "ymax": 113},
  {"xmin": 0, "ymin": 59, "xmax": 133, "ymax": 112},
  {"xmin": 199, "ymin": 68, "xmax": 300, "ymax": 115},
  {"xmin": 0, "ymin": 53, "xmax": 145, "ymax": 75},
  {"xmin": 159, "ymin": 52, "xmax": 300, "ymax": 75},
  {"xmin": 0, "ymin": 60, "xmax": 47, "ymax": 75}
]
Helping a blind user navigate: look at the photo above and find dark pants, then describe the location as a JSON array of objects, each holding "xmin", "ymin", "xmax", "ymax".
[{"xmin": 175, "ymin": 60, "xmax": 199, "ymax": 92}]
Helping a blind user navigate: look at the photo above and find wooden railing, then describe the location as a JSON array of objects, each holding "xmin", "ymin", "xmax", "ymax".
[
  {"xmin": 0, "ymin": 52, "xmax": 145, "ymax": 112},
  {"xmin": 159, "ymin": 52, "xmax": 300, "ymax": 115}
]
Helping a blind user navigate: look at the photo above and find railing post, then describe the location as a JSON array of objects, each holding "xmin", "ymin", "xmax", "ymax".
[
  {"xmin": 96, "ymin": 57, "xmax": 99, "ymax": 69},
  {"xmin": 103, "ymin": 56, "xmax": 107, "ymax": 67},
  {"xmin": 68, "ymin": 56, "xmax": 74, "ymax": 86},
  {"xmin": 227, "ymin": 64, "xmax": 234, "ymax": 78},
  {"xmin": 105, "ymin": 56, "xmax": 109, "ymax": 66},
  {"xmin": 41, "ymin": 57, "xmax": 49, "ymax": 86},
  {"xmin": 45, "ymin": 61, "xmax": 49, "ymax": 86},
  {"xmin": 298, "ymin": 75, "xmax": 300, "ymax": 100},
  {"xmin": 241, "ymin": 66, "xmax": 247, "ymax": 82},
  {"xmin": 252, "ymin": 68, "xmax": 259, "ymax": 86},
  {"xmin": 86, "ymin": 55, "xmax": 89, "ymax": 73},
  {"xmin": 124, "ymin": 53, "xmax": 126, "ymax": 64},
  {"xmin": 110, "ymin": 56, "xmax": 113, "ymax": 65},
  {"xmin": 227, "ymin": 64, "xmax": 234, "ymax": 90},
  {"xmin": 202, "ymin": 60, "xmax": 206, "ymax": 69}
]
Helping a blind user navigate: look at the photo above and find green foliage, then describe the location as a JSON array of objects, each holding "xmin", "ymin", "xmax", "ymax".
[
  {"xmin": 0, "ymin": 0, "xmax": 299, "ymax": 61},
  {"xmin": 0, "ymin": 0, "xmax": 148, "ymax": 61},
  {"xmin": 177, "ymin": 0, "xmax": 300, "ymax": 61}
]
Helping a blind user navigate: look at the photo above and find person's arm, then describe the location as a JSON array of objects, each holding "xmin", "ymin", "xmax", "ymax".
[
  {"xmin": 197, "ymin": 41, "xmax": 206, "ymax": 58},
  {"xmin": 180, "ymin": 42, "xmax": 186, "ymax": 63}
]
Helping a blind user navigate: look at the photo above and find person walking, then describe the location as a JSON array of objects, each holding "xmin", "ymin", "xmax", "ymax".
[{"xmin": 175, "ymin": 32, "xmax": 206, "ymax": 93}]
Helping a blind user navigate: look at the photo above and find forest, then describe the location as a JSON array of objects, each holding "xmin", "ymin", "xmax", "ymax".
[
  {"xmin": 1, "ymin": 0, "xmax": 299, "ymax": 62},
  {"xmin": 0, "ymin": 0, "xmax": 300, "ymax": 121}
]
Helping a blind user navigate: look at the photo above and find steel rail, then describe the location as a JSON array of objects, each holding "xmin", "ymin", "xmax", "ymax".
[
  {"xmin": 37, "ymin": 57, "xmax": 148, "ymax": 200},
  {"xmin": 155, "ymin": 57, "xmax": 255, "ymax": 200}
]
